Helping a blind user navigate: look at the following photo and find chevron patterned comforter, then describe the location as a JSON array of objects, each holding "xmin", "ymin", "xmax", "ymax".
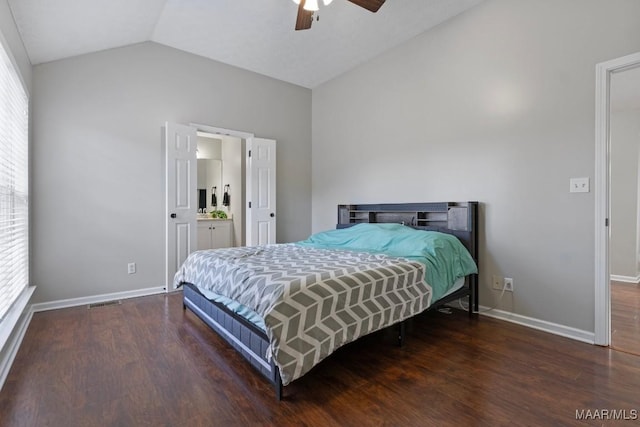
[{"xmin": 174, "ymin": 243, "xmax": 431, "ymax": 385}]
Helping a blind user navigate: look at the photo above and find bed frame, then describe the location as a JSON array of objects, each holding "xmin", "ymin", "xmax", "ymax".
[
  {"xmin": 182, "ymin": 201, "xmax": 479, "ymax": 400},
  {"xmin": 337, "ymin": 202, "xmax": 479, "ymax": 314}
]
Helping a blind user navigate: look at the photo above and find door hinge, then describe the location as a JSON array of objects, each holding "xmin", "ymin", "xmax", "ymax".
[
  {"xmin": 248, "ymin": 150, "xmax": 251, "ymax": 158},
  {"xmin": 605, "ymin": 218, "xmax": 609, "ymax": 227},
  {"xmin": 249, "ymin": 201, "xmax": 252, "ymax": 208}
]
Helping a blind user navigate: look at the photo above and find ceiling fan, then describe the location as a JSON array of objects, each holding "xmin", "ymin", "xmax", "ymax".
[{"xmin": 293, "ymin": 0, "xmax": 386, "ymax": 31}]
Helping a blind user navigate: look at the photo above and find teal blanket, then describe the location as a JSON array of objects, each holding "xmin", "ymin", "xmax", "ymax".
[{"xmin": 298, "ymin": 223, "xmax": 478, "ymax": 301}]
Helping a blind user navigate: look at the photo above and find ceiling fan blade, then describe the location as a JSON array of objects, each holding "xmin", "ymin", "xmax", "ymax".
[
  {"xmin": 347, "ymin": 0, "xmax": 386, "ymax": 13},
  {"xmin": 295, "ymin": 0, "xmax": 314, "ymax": 31}
]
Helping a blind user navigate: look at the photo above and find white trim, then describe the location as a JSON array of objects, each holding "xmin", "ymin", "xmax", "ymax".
[
  {"xmin": 31, "ymin": 286, "xmax": 165, "ymax": 312},
  {"xmin": 0, "ymin": 286, "xmax": 35, "ymax": 391},
  {"xmin": 637, "ymin": 143, "xmax": 640, "ymax": 275},
  {"xmin": 190, "ymin": 123, "xmax": 255, "ymax": 140},
  {"xmin": 480, "ymin": 306, "xmax": 595, "ymax": 345},
  {"xmin": 0, "ymin": 286, "xmax": 34, "ymax": 352},
  {"xmin": 595, "ymin": 52, "xmax": 640, "ymax": 346},
  {"xmin": 0, "ymin": 308, "xmax": 33, "ymax": 391},
  {"xmin": 610, "ymin": 274, "xmax": 640, "ymax": 284}
]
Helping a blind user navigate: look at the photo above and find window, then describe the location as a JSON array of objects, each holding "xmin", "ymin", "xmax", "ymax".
[{"xmin": 0, "ymin": 39, "xmax": 28, "ymax": 322}]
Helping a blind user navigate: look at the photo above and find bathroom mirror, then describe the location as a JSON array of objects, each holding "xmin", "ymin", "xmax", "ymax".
[{"xmin": 197, "ymin": 159, "xmax": 222, "ymax": 212}]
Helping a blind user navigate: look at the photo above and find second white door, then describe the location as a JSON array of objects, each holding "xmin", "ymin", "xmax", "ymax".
[
  {"xmin": 164, "ymin": 122, "xmax": 197, "ymax": 290},
  {"xmin": 246, "ymin": 137, "xmax": 276, "ymax": 246}
]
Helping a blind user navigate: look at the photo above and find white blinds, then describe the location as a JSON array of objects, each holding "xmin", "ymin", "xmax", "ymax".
[{"xmin": 0, "ymin": 40, "xmax": 29, "ymax": 322}]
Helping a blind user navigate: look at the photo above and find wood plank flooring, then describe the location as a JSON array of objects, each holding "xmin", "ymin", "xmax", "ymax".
[
  {"xmin": 611, "ymin": 281, "xmax": 640, "ymax": 356},
  {"xmin": 2, "ymin": 292, "xmax": 640, "ymax": 426}
]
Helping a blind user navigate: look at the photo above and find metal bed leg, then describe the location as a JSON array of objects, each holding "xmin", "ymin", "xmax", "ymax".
[
  {"xmin": 469, "ymin": 275, "xmax": 478, "ymax": 317},
  {"xmin": 473, "ymin": 277, "xmax": 479, "ymax": 313},
  {"xmin": 398, "ymin": 321, "xmax": 406, "ymax": 347},
  {"xmin": 275, "ymin": 369, "xmax": 283, "ymax": 401}
]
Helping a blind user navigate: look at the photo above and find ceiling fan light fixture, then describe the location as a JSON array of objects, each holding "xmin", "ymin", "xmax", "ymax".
[
  {"xmin": 303, "ymin": 0, "xmax": 319, "ymax": 12},
  {"xmin": 294, "ymin": 0, "xmax": 332, "ymax": 6},
  {"xmin": 295, "ymin": 0, "xmax": 385, "ymax": 31}
]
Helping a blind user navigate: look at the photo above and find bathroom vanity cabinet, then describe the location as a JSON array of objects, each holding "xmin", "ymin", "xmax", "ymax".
[{"xmin": 197, "ymin": 219, "xmax": 233, "ymax": 250}]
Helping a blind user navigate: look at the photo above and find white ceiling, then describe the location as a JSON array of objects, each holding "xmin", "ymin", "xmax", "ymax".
[{"xmin": 8, "ymin": 0, "xmax": 483, "ymax": 88}]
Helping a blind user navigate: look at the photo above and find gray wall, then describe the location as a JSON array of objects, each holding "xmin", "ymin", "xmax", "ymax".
[
  {"xmin": 32, "ymin": 42, "xmax": 311, "ymax": 303},
  {"xmin": 312, "ymin": 0, "xmax": 640, "ymax": 332},
  {"xmin": 610, "ymin": 109, "xmax": 640, "ymax": 279},
  {"xmin": 220, "ymin": 136, "xmax": 243, "ymax": 246}
]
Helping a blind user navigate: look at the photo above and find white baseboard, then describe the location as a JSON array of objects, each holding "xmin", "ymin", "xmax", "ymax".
[
  {"xmin": 31, "ymin": 286, "xmax": 167, "ymax": 312},
  {"xmin": 479, "ymin": 306, "xmax": 595, "ymax": 344},
  {"xmin": 0, "ymin": 289, "xmax": 35, "ymax": 391},
  {"xmin": 610, "ymin": 274, "xmax": 640, "ymax": 284}
]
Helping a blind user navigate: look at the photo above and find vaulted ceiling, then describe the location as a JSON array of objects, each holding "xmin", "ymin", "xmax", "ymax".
[{"xmin": 8, "ymin": 0, "xmax": 483, "ymax": 88}]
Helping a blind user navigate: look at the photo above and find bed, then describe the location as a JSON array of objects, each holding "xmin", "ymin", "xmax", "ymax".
[{"xmin": 176, "ymin": 201, "xmax": 479, "ymax": 400}]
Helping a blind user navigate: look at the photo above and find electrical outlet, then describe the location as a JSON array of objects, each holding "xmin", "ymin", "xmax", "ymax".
[
  {"xmin": 569, "ymin": 177, "xmax": 590, "ymax": 193},
  {"xmin": 127, "ymin": 262, "xmax": 136, "ymax": 274},
  {"xmin": 504, "ymin": 277, "xmax": 513, "ymax": 292},
  {"xmin": 492, "ymin": 275, "xmax": 503, "ymax": 290}
]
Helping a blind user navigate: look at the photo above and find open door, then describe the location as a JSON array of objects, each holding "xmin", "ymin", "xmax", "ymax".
[
  {"xmin": 164, "ymin": 122, "xmax": 197, "ymax": 290},
  {"xmin": 246, "ymin": 138, "xmax": 276, "ymax": 246}
]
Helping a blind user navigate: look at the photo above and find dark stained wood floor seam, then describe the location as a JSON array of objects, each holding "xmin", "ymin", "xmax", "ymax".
[{"xmin": 2, "ymin": 292, "xmax": 640, "ymax": 426}]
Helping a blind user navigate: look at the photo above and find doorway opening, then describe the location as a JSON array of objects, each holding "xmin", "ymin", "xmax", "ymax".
[
  {"xmin": 163, "ymin": 122, "xmax": 277, "ymax": 290},
  {"xmin": 609, "ymin": 65, "xmax": 640, "ymax": 355},
  {"xmin": 594, "ymin": 52, "xmax": 640, "ymax": 347},
  {"xmin": 196, "ymin": 131, "xmax": 244, "ymax": 247}
]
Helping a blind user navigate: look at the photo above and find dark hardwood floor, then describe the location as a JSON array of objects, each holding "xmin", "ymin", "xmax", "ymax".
[
  {"xmin": 611, "ymin": 281, "xmax": 640, "ymax": 356},
  {"xmin": 2, "ymin": 292, "xmax": 640, "ymax": 426}
]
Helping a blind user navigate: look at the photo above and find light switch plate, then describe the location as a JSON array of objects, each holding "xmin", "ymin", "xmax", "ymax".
[{"xmin": 570, "ymin": 177, "xmax": 589, "ymax": 193}]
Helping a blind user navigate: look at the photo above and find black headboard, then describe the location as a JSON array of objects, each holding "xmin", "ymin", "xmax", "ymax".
[{"xmin": 337, "ymin": 202, "xmax": 478, "ymax": 263}]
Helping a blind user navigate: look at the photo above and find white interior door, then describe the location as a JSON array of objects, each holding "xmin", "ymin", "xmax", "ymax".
[
  {"xmin": 165, "ymin": 122, "xmax": 197, "ymax": 289},
  {"xmin": 246, "ymin": 138, "xmax": 276, "ymax": 246}
]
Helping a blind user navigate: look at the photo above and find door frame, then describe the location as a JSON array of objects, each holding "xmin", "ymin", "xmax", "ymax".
[
  {"xmin": 594, "ymin": 51, "xmax": 640, "ymax": 345},
  {"xmin": 191, "ymin": 123, "xmax": 255, "ymax": 140}
]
